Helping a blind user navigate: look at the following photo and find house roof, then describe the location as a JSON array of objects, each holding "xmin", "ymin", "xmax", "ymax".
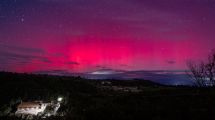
[{"xmin": 17, "ymin": 102, "xmax": 42, "ymax": 108}]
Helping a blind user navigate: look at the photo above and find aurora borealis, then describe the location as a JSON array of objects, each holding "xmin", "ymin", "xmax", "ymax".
[{"xmin": 1, "ymin": 0, "xmax": 215, "ymax": 84}]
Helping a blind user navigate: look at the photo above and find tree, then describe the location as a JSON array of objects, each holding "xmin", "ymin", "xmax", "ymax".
[{"xmin": 187, "ymin": 51, "xmax": 215, "ymax": 87}]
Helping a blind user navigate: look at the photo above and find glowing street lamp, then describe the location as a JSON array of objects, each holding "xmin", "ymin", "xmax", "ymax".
[{"xmin": 57, "ymin": 97, "xmax": 63, "ymax": 102}]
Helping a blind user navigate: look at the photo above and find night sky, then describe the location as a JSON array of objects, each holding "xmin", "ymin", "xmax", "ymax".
[{"xmin": 1, "ymin": 0, "xmax": 215, "ymax": 85}]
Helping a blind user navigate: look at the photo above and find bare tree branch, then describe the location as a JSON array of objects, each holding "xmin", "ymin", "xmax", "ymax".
[{"xmin": 186, "ymin": 51, "xmax": 215, "ymax": 87}]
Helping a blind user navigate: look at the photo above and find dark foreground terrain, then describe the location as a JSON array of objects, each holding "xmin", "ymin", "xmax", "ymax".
[{"xmin": 0, "ymin": 72, "xmax": 215, "ymax": 120}]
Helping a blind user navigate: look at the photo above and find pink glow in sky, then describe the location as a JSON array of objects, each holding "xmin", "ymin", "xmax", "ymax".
[{"xmin": 0, "ymin": 0, "xmax": 215, "ymax": 79}]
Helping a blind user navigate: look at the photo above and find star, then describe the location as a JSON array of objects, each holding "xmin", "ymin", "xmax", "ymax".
[
  {"xmin": 202, "ymin": 17, "xmax": 207, "ymax": 22},
  {"xmin": 21, "ymin": 18, "xmax": 25, "ymax": 22}
]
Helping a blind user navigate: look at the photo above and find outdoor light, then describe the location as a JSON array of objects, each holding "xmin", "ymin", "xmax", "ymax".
[{"xmin": 57, "ymin": 97, "xmax": 63, "ymax": 102}]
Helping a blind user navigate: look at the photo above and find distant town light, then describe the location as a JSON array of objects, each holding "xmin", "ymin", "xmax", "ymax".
[{"xmin": 57, "ymin": 97, "xmax": 63, "ymax": 102}]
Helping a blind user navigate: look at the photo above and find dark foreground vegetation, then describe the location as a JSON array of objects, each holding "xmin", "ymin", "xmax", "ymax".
[{"xmin": 1, "ymin": 72, "xmax": 215, "ymax": 120}]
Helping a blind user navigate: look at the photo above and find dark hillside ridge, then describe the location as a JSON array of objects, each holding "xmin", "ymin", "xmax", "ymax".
[
  {"xmin": 0, "ymin": 71, "xmax": 162, "ymax": 87},
  {"xmin": 1, "ymin": 72, "xmax": 215, "ymax": 120}
]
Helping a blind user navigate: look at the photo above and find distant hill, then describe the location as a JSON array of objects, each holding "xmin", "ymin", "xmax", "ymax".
[{"xmin": 0, "ymin": 71, "xmax": 162, "ymax": 87}]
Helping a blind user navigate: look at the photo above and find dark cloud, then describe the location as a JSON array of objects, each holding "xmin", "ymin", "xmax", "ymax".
[
  {"xmin": 0, "ymin": 51, "xmax": 51, "ymax": 64},
  {"xmin": 0, "ymin": 51, "xmax": 39, "ymax": 60},
  {"xmin": 95, "ymin": 65, "xmax": 109, "ymax": 69},
  {"xmin": 40, "ymin": 58, "xmax": 52, "ymax": 63},
  {"xmin": 34, "ymin": 69, "xmax": 70, "ymax": 76},
  {"xmin": 119, "ymin": 64, "xmax": 129, "ymax": 67},
  {"xmin": 0, "ymin": 43, "xmax": 45, "ymax": 54},
  {"xmin": 166, "ymin": 60, "xmax": 176, "ymax": 64},
  {"xmin": 34, "ymin": 69, "xmax": 82, "ymax": 76},
  {"xmin": 0, "ymin": 43, "xmax": 48, "ymax": 64},
  {"xmin": 65, "ymin": 61, "xmax": 80, "ymax": 65},
  {"xmin": 0, "ymin": 46, "xmax": 50, "ymax": 65}
]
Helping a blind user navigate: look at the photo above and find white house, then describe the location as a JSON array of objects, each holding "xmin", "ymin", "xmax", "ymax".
[{"xmin": 15, "ymin": 101, "xmax": 48, "ymax": 115}]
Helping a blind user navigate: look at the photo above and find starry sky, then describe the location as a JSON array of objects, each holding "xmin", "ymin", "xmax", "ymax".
[{"xmin": 1, "ymin": 0, "xmax": 215, "ymax": 84}]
